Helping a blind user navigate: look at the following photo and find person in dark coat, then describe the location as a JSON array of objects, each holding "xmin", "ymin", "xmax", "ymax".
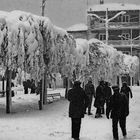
[
  {"xmin": 120, "ymin": 82, "xmax": 133, "ymax": 103},
  {"xmin": 11, "ymin": 82, "xmax": 15, "ymax": 97},
  {"xmin": 23, "ymin": 80, "xmax": 28, "ymax": 94},
  {"xmin": 36, "ymin": 79, "xmax": 42, "ymax": 95},
  {"xmin": 84, "ymin": 77, "xmax": 95, "ymax": 115},
  {"xmin": 30, "ymin": 79, "xmax": 36, "ymax": 94},
  {"xmin": 104, "ymin": 82, "xmax": 112, "ymax": 112},
  {"xmin": 68, "ymin": 80, "xmax": 89, "ymax": 140},
  {"xmin": 106, "ymin": 85, "xmax": 129, "ymax": 140},
  {"xmin": 94, "ymin": 80, "xmax": 105, "ymax": 118}
]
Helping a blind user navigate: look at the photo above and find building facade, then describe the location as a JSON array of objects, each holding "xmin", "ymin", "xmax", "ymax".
[{"xmin": 67, "ymin": 2, "xmax": 140, "ymax": 84}]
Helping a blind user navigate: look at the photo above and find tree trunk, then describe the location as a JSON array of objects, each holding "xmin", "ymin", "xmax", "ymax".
[
  {"xmin": 39, "ymin": 75, "xmax": 44, "ymax": 110},
  {"xmin": 2, "ymin": 77, "xmax": 5, "ymax": 97},
  {"xmin": 6, "ymin": 69, "xmax": 12, "ymax": 113},
  {"xmin": 43, "ymin": 69, "xmax": 47, "ymax": 105},
  {"xmin": 65, "ymin": 77, "xmax": 68, "ymax": 99}
]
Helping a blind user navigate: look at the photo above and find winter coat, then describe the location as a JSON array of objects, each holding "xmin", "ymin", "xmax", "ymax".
[
  {"xmin": 30, "ymin": 80, "xmax": 36, "ymax": 93},
  {"xmin": 23, "ymin": 81, "xmax": 28, "ymax": 89},
  {"xmin": 94, "ymin": 85, "xmax": 105, "ymax": 108},
  {"xmin": 36, "ymin": 80, "xmax": 42, "ymax": 95},
  {"xmin": 120, "ymin": 86, "xmax": 133, "ymax": 99},
  {"xmin": 85, "ymin": 81, "xmax": 95, "ymax": 98},
  {"xmin": 104, "ymin": 86, "xmax": 112, "ymax": 100},
  {"xmin": 68, "ymin": 86, "xmax": 89, "ymax": 118},
  {"xmin": 106, "ymin": 92, "xmax": 129, "ymax": 119}
]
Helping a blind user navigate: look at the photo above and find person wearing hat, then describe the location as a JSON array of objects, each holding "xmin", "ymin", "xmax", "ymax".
[
  {"xmin": 84, "ymin": 77, "xmax": 95, "ymax": 115},
  {"xmin": 104, "ymin": 82, "xmax": 112, "ymax": 113},
  {"xmin": 120, "ymin": 81, "xmax": 133, "ymax": 104},
  {"xmin": 68, "ymin": 80, "xmax": 89, "ymax": 140},
  {"xmin": 94, "ymin": 80, "xmax": 105, "ymax": 118},
  {"xmin": 106, "ymin": 85, "xmax": 129, "ymax": 140}
]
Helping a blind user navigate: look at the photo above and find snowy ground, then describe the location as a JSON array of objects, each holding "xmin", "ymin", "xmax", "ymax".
[{"xmin": 0, "ymin": 86, "xmax": 139, "ymax": 140}]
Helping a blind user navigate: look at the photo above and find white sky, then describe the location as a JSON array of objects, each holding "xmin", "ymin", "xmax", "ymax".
[{"xmin": 0, "ymin": 0, "xmax": 140, "ymax": 28}]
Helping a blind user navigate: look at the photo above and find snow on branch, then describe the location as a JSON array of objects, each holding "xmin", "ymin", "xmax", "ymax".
[
  {"xmin": 0, "ymin": 10, "xmax": 76, "ymax": 82},
  {"xmin": 74, "ymin": 38, "xmax": 139, "ymax": 83}
]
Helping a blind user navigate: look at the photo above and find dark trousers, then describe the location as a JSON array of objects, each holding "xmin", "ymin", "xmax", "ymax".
[
  {"xmin": 71, "ymin": 118, "xmax": 81, "ymax": 139},
  {"xmin": 24, "ymin": 88, "xmax": 28, "ymax": 94},
  {"xmin": 85, "ymin": 96, "xmax": 93, "ymax": 113},
  {"xmin": 112, "ymin": 117, "xmax": 127, "ymax": 140},
  {"xmin": 96, "ymin": 107, "xmax": 101, "ymax": 115}
]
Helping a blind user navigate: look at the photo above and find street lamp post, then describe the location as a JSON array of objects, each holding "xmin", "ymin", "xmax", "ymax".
[
  {"xmin": 41, "ymin": 0, "xmax": 47, "ymax": 16},
  {"xmin": 88, "ymin": 9, "xmax": 126, "ymax": 45}
]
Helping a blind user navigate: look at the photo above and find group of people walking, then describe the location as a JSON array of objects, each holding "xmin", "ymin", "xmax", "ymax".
[
  {"xmin": 67, "ymin": 78, "xmax": 133, "ymax": 140},
  {"xmin": 23, "ymin": 79, "xmax": 36, "ymax": 94}
]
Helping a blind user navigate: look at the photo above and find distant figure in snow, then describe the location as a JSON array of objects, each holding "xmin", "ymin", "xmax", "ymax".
[
  {"xmin": 23, "ymin": 80, "xmax": 28, "ymax": 94},
  {"xmin": 106, "ymin": 85, "xmax": 129, "ymax": 140},
  {"xmin": 11, "ymin": 82, "xmax": 15, "ymax": 97},
  {"xmin": 120, "ymin": 82, "xmax": 133, "ymax": 104},
  {"xmin": 104, "ymin": 81, "xmax": 112, "ymax": 113},
  {"xmin": 94, "ymin": 80, "xmax": 105, "ymax": 118},
  {"xmin": 30, "ymin": 79, "xmax": 36, "ymax": 94},
  {"xmin": 36, "ymin": 79, "xmax": 42, "ymax": 95},
  {"xmin": 84, "ymin": 77, "xmax": 95, "ymax": 115},
  {"xmin": 68, "ymin": 80, "xmax": 89, "ymax": 140}
]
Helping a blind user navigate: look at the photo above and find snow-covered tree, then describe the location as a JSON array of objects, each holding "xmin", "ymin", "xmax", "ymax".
[
  {"xmin": 74, "ymin": 38, "xmax": 139, "ymax": 85},
  {"xmin": 0, "ymin": 10, "xmax": 76, "ymax": 84}
]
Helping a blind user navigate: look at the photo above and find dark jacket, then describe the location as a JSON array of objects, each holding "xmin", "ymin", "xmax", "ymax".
[
  {"xmin": 94, "ymin": 84, "xmax": 105, "ymax": 108},
  {"xmin": 68, "ymin": 86, "xmax": 89, "ymax": 118},
  {"xmin": 120, "ymin": 85, "xmax": 133, "ymax": 99},
  {"xmin": 104, "ymin": 85, "xmax": 112, "ymax": 100},
  {"xmin": 85, "ymin": 81, "xmax": 95, "ymax": 97},
  {"xmin": 106, "ymin": 92, "xmax": 129, "ymax": 119}
]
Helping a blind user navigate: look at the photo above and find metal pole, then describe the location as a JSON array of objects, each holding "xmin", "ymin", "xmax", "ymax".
[
  {"xmin": 130, "ymin": 29, "xmax": 133, "ymax": 56},
  {"xmin": 130, "ymin": 29, "xmax": 133, "ymax": 89},
  {"xmin": 105, "ymin": 8, "xmax": 108, "ymax": 45},
  {"xmin": 41, "ymin": 0, "xmax": 46, "ymax": 16}
]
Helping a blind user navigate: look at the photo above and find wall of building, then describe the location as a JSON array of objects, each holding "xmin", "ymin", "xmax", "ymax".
[{"xmin": 68, "ymin": 31, "xmax": 88, "ymax": 39}]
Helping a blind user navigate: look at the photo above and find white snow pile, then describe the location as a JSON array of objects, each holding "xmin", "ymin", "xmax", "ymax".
[{"xmin": 0, "ymin": 10, "xmax": 76, "ymax": 82}]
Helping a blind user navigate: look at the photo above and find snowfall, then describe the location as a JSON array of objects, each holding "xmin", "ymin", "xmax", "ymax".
[{"xmin": 0, "ymin": 84, "xmax": 139, "ymax": 140}]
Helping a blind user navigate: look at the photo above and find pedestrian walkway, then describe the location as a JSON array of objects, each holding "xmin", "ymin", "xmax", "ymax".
[{"xmin": 0, "ymin": 87, "xmax": 139, "ymax": 140}]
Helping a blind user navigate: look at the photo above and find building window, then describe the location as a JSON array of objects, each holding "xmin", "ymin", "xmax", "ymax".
[
  {"xmin": 123, "ymin": 51, "xmax": 130, "ymax": 55},
  {"xmin": 121, "ymin": 33, "xmax": 130, "ymax": 40},
  {"xmin": 119, "ymin": 15, "xmax": 130, "ymax": 22},
  {"xmin": 99, "ymin": 33, "xmax": 106, "ymax": 40},
  {"xmin": 99, "ymin": 16, "xmax": 105, "ymax": 23}
]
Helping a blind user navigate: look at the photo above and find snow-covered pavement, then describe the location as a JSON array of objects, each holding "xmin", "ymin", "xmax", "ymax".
[{"xmin": 0, "ymin": 86, "xmax": 139, "ymax": 140}]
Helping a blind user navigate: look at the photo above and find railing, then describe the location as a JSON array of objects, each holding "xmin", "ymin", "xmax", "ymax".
[
  {"xmin": 102, "ymin": 40, "xmax": 140, "ymax": 46},
  {"xmin": 90, "ymin": 22, "xmax": 140, "ymax": 29}
]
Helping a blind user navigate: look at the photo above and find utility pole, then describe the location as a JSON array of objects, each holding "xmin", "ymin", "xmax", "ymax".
[
  {"xmin": 130, "ymin": 29, "xmax": 133, "ymax": 89},
  {"xmin": 41, "ymin": 0, "xmax": 47, "ymax": 16},
  {"xmin": 105, "ymin": 8, "xmax": 109, "ymax": 45}
]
